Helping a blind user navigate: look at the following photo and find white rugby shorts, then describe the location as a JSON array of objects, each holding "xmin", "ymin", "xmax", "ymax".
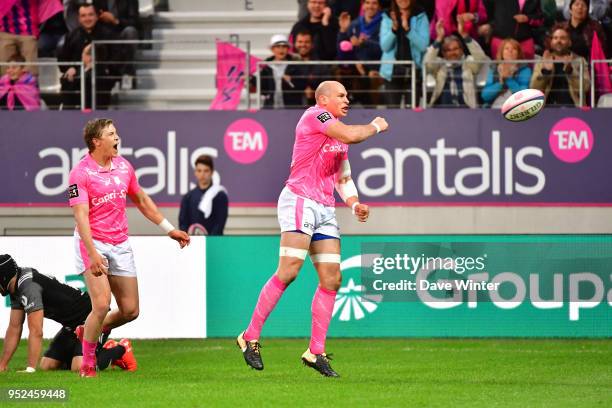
[
  {"xmin": 277, "ymin": 186, "xmax": 340, "ymax": 238},
  {"xmin": 74, "ymin": 233, "xmax": 137, "ymax": 277}
]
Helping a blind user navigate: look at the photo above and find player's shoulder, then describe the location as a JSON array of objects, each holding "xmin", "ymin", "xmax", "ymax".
[
  {"xmin": 15, "ymin": 267, "xmax": 35, "ymax": 289},
  {"xmin": 302, "ymin": 105, "xmax": 335, "ymax": 126},
  {"xmin": 69, "ymin": 155, "xmax": 92, "ymax": 175}
]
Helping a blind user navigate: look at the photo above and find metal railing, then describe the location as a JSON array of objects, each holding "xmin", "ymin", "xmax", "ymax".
[
  {"xmin": 0, "ymin": 61, "xmax": 86, "ymax": 110},
  {"xmin": 423, "ymin": 58, "xmax": 586, "ymax": 108},
  {"xmin": 254, "ymin": 60, "xmax": 416, "ymax": 110},
  {"xmin": 90, "ymin": 39, "xmax": 252, "ymax": 110},
  {"xmin": 5, "ymin": 52, "xmax": 610, "ymax": 110},
  {"xmin": 590, "ymin": 59, "xmax": 612, "ymax": 107}
]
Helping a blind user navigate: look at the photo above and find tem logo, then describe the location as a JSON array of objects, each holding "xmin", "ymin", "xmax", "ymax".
[
  {"xmin": 224, "ymin": 118, "xmax": 268, "ymax": 164},
  {"xmin": 549, "ymin": 117, "xmax": 594, "ymax": 163}
]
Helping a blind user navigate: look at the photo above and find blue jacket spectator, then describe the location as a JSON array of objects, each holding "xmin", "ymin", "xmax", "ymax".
[
  {"xmin": 379, "ymin": 3, "xmax": 429, "ymax": 81},
  {"xmin": 482, "ymin": 66, "xmax": 532, "ymax": 106},
  {"xmin": 337, "ymin": 0, "xmax": 384, "ymax": 63},
  {"xmin": 482, "ymin": 38, "xmax": 532, "ymax": 107}
]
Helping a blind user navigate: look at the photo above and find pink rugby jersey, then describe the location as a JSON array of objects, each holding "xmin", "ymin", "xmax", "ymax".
[
  {"xmin": 68, "ymin": 154, "xmax": 140, "ymax": 245},
  {"xmin": 286, "ymin": 105, "xmax": 348, "ymax": 207}
]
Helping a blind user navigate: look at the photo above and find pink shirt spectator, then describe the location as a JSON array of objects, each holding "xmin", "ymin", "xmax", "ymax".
[
  {"xmin": 68, "ymin": 154, "xmax": 140, "ymax": 245},
  {"xmin": 286, "ymin": 105, "xmax": 348, "ymax": 207}
]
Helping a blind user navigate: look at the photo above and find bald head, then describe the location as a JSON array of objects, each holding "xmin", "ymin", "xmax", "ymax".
[
  {"xmin": 314, "ymin": 80, "xmax": 350, "ymax": 118},
  {"xmin": 315, "ymin": 81, "xmax": 344, "ymax": 101}
]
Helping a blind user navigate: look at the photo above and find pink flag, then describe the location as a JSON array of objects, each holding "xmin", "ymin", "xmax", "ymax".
[
  {"xmin": 591, "ymin": 31, "xmax": 612, "ymax": 98},
  {"xmin": 39, "ymin": 0, "xmax": 64, "ymax": 24},
  {"xmin": 0, "ymin": 0, "xmax": 63, "ymax": 24},
  {"xmin": 0, "ymin": 0, "xmax": 18, "ymax": 20},
  {"xmin": 210, "ymin": 41, "xmax": 261, "ymax": 110}
]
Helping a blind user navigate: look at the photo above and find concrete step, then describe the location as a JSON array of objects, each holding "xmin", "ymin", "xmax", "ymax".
[
  {"xmin": 135, "ymin": 68, "xmax": 216, "ymax": 89},
  {"xmin": 115, "ymin": 88, "xmax": 257, "ymax": 110},
  {"xmin": 137, "ymin": 48, "xmax": 270, "ymax": 69},
  {"xmin": 168, "ymin": 0, "xmax": 296, "ymax": 12},
  {"xmin": 151, "ymin": 27, "xmax": 291, "ymax": 50},
  {"xmin": 154, "ymin": 11, "xmax": 296, "ymax": 29}
]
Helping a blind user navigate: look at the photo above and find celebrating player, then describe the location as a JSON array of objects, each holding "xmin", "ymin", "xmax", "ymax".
[
  {"xmin": 237, "ymin": 81, "xmax": 388, "ymax": 377},
  {"xmin": 68, "ymin": 118, "xmax": 190, "ymax": 377},
  {"xmin": 0, "ymin": 254, "xmax": 134, "ymax": 373}
]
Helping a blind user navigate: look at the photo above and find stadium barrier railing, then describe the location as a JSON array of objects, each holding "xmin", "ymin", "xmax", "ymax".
[
  {"xmin": 257, "ymin": 59, "xmax": 592, "ymax": 110},
  {"xmin": 0, "ymin": 61, "xmax": 86, "ymax": 110},
  {"xmin": 422, "ymin": 58, "xmax": 588, "ymax": 108},
  {"xmin": 253, "ymin": 60, "xmax": 417, "ymax": 110},
  {"xmin": 90, "ymin": 38, "xmax": 253, "ymax": 110}
]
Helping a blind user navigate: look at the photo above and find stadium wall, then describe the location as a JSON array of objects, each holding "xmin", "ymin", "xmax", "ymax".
[
  {"xmin": 1, "ymin": 109, "xmax": 611, "ymax": 235},
  {"xmin": 1, "ymin": 236, "xmax": 609, "ymax": 338},
  {"xmin": 207, "ymin": 236, "xmax": 611, "ymax": 338}
]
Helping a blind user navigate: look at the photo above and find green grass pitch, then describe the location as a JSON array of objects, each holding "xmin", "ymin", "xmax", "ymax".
[{"xmin": 1, "ymin": 338, "xmax": 610, "ymax": 407}]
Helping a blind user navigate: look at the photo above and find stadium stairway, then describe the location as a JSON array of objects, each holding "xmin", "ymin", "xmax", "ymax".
[{"xmin": 115, "ymin": 0, "xmax": 296, "ymax": 110}]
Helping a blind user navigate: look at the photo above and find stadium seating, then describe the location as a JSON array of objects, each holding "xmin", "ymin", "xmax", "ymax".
[{"xmin": 116, "ymin": 0, "xmax": 296, "ymax": 109}]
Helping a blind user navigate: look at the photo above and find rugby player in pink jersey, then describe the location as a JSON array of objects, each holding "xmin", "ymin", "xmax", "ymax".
[
  {"xmin": 237, "ymin": 81, "xmax": 388, "ymax": 377},
  {"xmin": 68, "ymin": 118, "xmax": 190, "ymax": 377}
]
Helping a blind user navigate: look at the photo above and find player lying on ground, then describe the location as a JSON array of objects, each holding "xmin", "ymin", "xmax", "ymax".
[{"xmin": 0, "ymin": 254, "xmax": 135, "ymax": 372}]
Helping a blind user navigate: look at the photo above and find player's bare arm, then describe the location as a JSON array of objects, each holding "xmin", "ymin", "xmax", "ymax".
[
  {"xmin": 314, "ymin": 80, "xmax": 389, "ymax": 144},
  {"xmin": 325, "ymin": 117, "xmax": 389, "ymax": 144},
  {"xmin": 25, "ymin": 309, "xmax": 43, "ymax": 370},
  {"xmin": 0, "ymin": 308, "xmax": 24, "ymax": 371},
  {"xmin": 129, "ymin": 190, "xmax": 191, "ymax": 248},
  {"xmin": 72, "ymin": 203, "xmax": 108, "ymax": 276},
  {"xmin": 335, "ymin": 159, "xmax": 369, "ymax": 223}
]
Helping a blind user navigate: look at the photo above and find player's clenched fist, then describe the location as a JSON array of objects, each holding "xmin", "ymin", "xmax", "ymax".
[
  {"xmin": 354, "ymin": 203, "xmax": 369, "ymax": 222},
  {"xmin": 370, "ymin": 117, "xmax": 389, "ymax": 133},
  {"xmin": 169, "ymin": 229, "xmax": 191, "ymax": 248}
]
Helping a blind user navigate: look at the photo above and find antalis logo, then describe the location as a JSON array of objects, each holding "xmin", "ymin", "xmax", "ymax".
[{"xmin": 333, "ymin": 255, "xmax": 380, "ymax": 322}]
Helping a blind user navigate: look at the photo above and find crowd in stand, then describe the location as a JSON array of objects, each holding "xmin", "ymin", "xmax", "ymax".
[
  {"xmin": 1, "ymin": 0, "xmax": 611, "ymax": 110},
  {"xmin": 261, "ymin": 0, "xmax": 612, "ymax": 109},
  {"xmin": 0, "ymin": 0, "xmax": 140, "ymax": 110}
]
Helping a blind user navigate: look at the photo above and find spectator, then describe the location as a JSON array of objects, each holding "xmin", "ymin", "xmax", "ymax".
[
  {"xmin": 379, "ymin": 0, "xmax": 430, "ymax": 108},
  {"xmin": 93, "ymin": 0, "xmax": 140, "ymax": 88},
  {"xmin": 479, "ymin": 0, "xmax": 543, "ymax": 59},
  {"xmin": 336, "ymin": 0, "xmax": 384, "ymax": 106},
  {"xmin": 291, "ymin": 30, "xmax": 332, "ymax": 105},
  {"xmin": 565, "ymin": 0, "xmax": 607, "ymax": 60},
  {"xmin": 179, "ymin": 155, "xmax": 228, "ymax": 236},
  {"xmin": 563, "ymin": 0, "xmax": 608, "ymax": 21},
  {"xmin": 481, "ymin": 38, "xmax": 532, "ymax": 107},
  {"xmin": 58, "ymin": 3, "xmax": 116, "ymax": 109},
  {"xmin": 533, "ymin": 0, "xmax": 560, "ymax": 55},
  {"xmin": 337, "ymin": 0, "xmax": 383, "ymax": 65},
  {"xmin": 60, "ymin": 43, "xmax": 115, "ymax": 109},
  {"xmin": 290, "ymin": 0, "xmax": 339, "ymax": 60},
  {"xmin": 424, "ymin": 17, "xmax": 488, "ymax": 108},
  {"xmin": 430, "ymin": 0, "xmax": 488, "ymax": 40},
  {"xmin": 256, "ymin": 34, "xmax": 305, "ymax": 109},
  {"xmin": 0, "ymin": 0, "xmax": 64, "ymax": 75},
  {"xmin": 530, "ymin": 24, "xmax": 590, "ymax": 107},
  {"xmin": 0, "ymin": 54, "xmax": 41, "ymax": 110}
]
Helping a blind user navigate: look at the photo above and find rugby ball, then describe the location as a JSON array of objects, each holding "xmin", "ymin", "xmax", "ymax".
[{"xmin": 501, "ymin": 89, "xmax": 545, "ymax": 122}]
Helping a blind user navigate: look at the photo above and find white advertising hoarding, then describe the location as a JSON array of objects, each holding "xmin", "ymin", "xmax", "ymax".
[{"xmin": 0, "ymin": 236, "xmax": 206, "ymax": 339}]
